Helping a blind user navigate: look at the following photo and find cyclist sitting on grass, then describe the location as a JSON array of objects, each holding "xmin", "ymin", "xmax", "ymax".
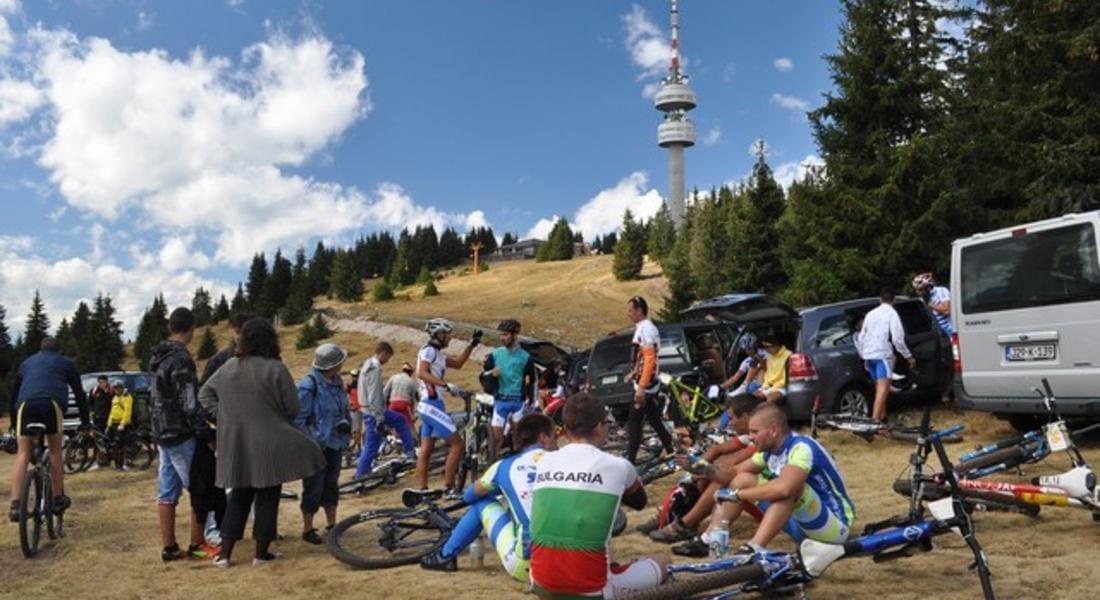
[
  {"xmin": 420, "ymin": 413, "xmax": 557, "ymax": 578},
  {"xmin": 8, "ymin": 337, "xmax": 90, "ymax": 523},
  {"xmin": 686, "ymin": 403, "xmax": 854, "ymax": 558},
  {"xmin": 412, "ymin": 318, "xmax": 481, "ymax": 497},
  {"xmin": 481, "ymin": 319, "xmax": 537, "ymax": 458},
  {"xmin": 106, "ymin": 379, "xmax": 134, "ymax": 470},
  {"xmin": 644, "ymin": 393, "xmax": 762, "ymax": 546}
]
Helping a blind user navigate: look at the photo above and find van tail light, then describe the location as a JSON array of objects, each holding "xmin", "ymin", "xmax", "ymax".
[
  {"xmin": 951, "ymin": 333, "xmax": 962, "ymax": 374},
  {"xmin": 789, "ymin": 353, "xmax": 818, "ymax": 382}
]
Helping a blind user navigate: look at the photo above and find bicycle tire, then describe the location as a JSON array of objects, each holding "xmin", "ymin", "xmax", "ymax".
[
  {"xmin": 955, "ymin": 445, "xmax": 1031, "ymax": 477},
  {"xmin": 327, "ymin": 508, "xmax": 450, "ymax": 569},
  {"xmin": 337, "ymin": 471, "xmax": 391, "ymax": 495},
  {"xmin": 126, "ymin": 436, "xmax": 156, "ymax": 470},
  {"xmin": 619, "ymin": 563, "xmax": 767, "ymax": 600},
  {"xmin": 19, "ymin": 465, "xmax": 43, "ymax": 558},
  {"xmin": 892, "ymin": 478, "xmax": 1040, "ymax": 516},
  {"xmin": 44, "ymin": 463, "xmax": 60, "ymax": 541},
  {"xmin": 64, "ymin": 439, "xmax": 93, "ymax": 474}
]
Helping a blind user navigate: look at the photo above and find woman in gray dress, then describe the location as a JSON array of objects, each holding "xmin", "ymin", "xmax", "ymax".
[{"xmin": 199, "ymin": 317, "xmax": 324, "ymax": 567}]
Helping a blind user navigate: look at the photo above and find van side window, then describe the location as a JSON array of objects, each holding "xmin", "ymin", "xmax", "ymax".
[
  {"xmin": 895, "ymin": 302, "xmax": 933, "ymax": 335},
  {"xmin": 961, "ymin": 222, "xmax": 1100, "ymax": 314},
  {"xmin": 814, "ymin": 315, "xmax": 855, "ymax": 348}
]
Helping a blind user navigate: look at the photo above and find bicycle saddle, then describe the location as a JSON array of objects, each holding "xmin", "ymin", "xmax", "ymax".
[
  {"xmin": 402, "ymin": 488, "xmax": 444, "ymax": 508},
  {"xmin": 799, "ymin": 539, "xmax": 845, "ymax": 577}
]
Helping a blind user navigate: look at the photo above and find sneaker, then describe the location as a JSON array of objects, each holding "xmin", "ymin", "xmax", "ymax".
[
  {"xmin": 302, "ymin": 528, "xmax": 323, "ymax": 545},
  {"xmin": 252, "ymin": 552, "xmax": 282, "ymax": 566},
  {"xmin": 731, "ymin": 543, "xmax": 761, "ymax": 557},
  {"xmin": 51, "ymin": 494, "xmax": 72, "ymax": 515},
  {"xmin": 212, "ymin": 554, "xmax": 231, "ymax": 568},
  {"xmin": 188, "ymin": 542, "xmax": 220, "ymax": 559},
  {"xmin": 672, "ymin": 537, "xmax": 710, "ymax": 558},
  {"xmin": 649, "ymin": 521, "xmax": 697, "ymax": 544},
  {"xmin": 419, "ymin": 549, "xmax": 458, "ymax": 572},
  {"xmin": 162, "ymin": 544, "xmax": 185, "ymax": 562},
  {"xmin": 443, "ymin": 487, "xmax": 461, "ymax": 501},
  {"xmin": 8, "ymin": 500, "xmax": 19, "ymax": 523},
  {"xmin": 635, "ymin": 516, "xmax": 661, "ymax": 535}
]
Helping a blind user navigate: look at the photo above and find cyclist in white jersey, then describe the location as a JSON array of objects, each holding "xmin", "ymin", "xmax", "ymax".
[{"xmin": 413, "ymin": 318, "xmax": 481, "ymax": 495}]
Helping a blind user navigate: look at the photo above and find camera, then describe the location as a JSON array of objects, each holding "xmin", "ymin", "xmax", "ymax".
[{"xmin": 335, "ymin": 419, "xmax": 352, "ymax": 436}]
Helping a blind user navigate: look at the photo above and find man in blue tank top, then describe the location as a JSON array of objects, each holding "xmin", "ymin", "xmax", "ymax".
[{"xmin": 481, "ymin": 319, "xmax": 537, "ymax": 457}]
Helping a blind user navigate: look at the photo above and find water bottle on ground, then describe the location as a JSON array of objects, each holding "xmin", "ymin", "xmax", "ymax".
[
  {"xmin": 709, "ymin": 520, "xmax": 730, "ymax": 559},
  {"xmin": 470, "ymin": 536, "xmax": 485, "ymax": 569}
]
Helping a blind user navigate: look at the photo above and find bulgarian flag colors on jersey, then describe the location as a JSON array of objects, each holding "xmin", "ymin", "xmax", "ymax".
[{"xmin": 529, "ymin": 443, "xmax": 638, "ymax": 596}]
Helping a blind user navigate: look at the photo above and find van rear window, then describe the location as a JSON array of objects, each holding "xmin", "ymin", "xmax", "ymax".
[{"xmin": 961, "ymin": 222, "xmax": 1100, "ymax": 314}]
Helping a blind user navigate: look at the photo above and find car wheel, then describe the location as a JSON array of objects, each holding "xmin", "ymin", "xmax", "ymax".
[{"xmin": 835, "ymin": 385, "xmax": 871, "ymax": 416}]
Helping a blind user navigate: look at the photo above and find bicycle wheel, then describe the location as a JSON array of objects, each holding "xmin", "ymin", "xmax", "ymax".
[
  {"xmin": 619, "ymin": 563, "xmax": 767, "ymax": 600},
  {"xmin": 43, "ymin": 463, "xmax": 60, "ymax": 541},
  {"xmin": 125, "ymin": 436, "xmax": 156, "ymax": 470},
  {"xmin": 337, "ymin": 471, "xmax": 390, "ymax": 496},
  {"xmin": 327, "ymin": 508, "xmax": 450, "ymax": 569},
  {"xmin": 955, "ymin": 445, "xmax": 1030, "ymax": 477},
  {"xmin": 19, "ymin": 466, "xmax": 44, "ymax": 558},
  {"xmin": 892, "ymin": 478, "xmax": 1040, "ymax": 516},
  {"xmin": 64, "ymin": 438, "xmax": 94, "ymax": 474}
]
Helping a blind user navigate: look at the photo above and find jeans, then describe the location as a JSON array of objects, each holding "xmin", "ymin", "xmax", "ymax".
[
  {"xmin": 356, "ymin": 410, "xmax": 417, "ymax": 477},
  {"xmin": 156, "ymin": 438, "xmax": 196, "ymax": 505}
]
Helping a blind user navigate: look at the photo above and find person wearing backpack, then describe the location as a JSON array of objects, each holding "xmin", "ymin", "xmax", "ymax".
[{"xmin": 295, "ymin": 343, "xmax": 352, "ymax": 545}]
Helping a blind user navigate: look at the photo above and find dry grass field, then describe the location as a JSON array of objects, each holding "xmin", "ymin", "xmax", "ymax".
[{"xmin": 3, "ymin": 256, "xmax": 1098, "ymax": 599}]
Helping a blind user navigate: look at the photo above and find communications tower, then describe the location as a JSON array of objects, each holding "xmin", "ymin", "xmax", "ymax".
[{"xmin": 654, "ymin": 0, "xmax": 696, "ymax": 227}]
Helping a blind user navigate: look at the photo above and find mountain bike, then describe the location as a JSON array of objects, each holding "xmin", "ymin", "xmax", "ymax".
[
  {"xmin": 18, "ymin": 423, "xmax": 65, "ymax": 558},
  {"xmin": 657, "ymin": 365, "xmax": 724, "ymax": 435},
  {"xmin": 64, "ymin": 426, "xmax": 157, "ymax": 473},
  {"xmin": 623, "ymin": 404, "xmax": 997, "ymax": 600},
  {"xmin": 810, "ymin": 396, "xmax": 963, "ymax": 444}
]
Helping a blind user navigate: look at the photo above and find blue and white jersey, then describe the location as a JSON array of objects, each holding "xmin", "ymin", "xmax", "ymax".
[
  {"xmin": 478, "ymin": 445, "xmax": 547, "ymax": 557},
  {"xmin": 753, "ymin": 433, "xmax": 855, "ymax": 526},
  {"xmin": 417, "ymin": 343, "xmax": 447, "ymax": 401},
  {"xmin": 929, "ymin": 286, "xmax": 954, "ymax": 336}
]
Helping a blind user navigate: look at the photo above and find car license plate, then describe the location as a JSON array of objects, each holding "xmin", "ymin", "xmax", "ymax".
[
  {"xmin": 602, "ymin": 375, "xmax": 619, "ymax": 385},
  {"xmin": 1005, "ymin": 344, "xmax": 1056, "ymax": 362}
]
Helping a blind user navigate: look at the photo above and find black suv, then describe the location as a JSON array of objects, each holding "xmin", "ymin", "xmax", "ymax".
[{"xmin": 64, "ymin": 371, "xmax": 153, "ymax": 430}]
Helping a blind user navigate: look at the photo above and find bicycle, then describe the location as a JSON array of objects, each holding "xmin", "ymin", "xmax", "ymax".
[
  {"xmin": 623, "ymin": 404, "xmax": 997, "ymax": 600},
  {"xmin": 657, "ymin": 365, "xmax": 725, "ymax": 434},
  {"xmin": 64, "ymin": 426, "xmax": 156, "ymax": 473},
  {"xmin": 810, "ymin": 396, "xmax": 963, "ymax": 444},
  {"xmin": 17, "ymin": 423, "xmax": 66, "ymax": 558}
]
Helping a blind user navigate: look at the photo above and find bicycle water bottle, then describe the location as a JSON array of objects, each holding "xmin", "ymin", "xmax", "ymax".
[
  {"xmin": 709, "ymin": 519, "xmax": 730, "ymax": 558},
  {"xmin": 470, "ymin": 536, "xmax": 485, "ymax": 569}
]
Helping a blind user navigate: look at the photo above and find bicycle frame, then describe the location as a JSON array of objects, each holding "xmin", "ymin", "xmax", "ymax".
[{"xmin": 658, "ymin": 371, "xmax": 724, "ymax": 425}]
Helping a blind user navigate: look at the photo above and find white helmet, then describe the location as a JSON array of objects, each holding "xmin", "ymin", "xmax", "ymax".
[
  {"xmin": 912, "ymin": 272, "xmax": 935, "ymax": 291},
  {"xmin": 425, "ymin": 318, "xmax": 453, "ymax": 337}
]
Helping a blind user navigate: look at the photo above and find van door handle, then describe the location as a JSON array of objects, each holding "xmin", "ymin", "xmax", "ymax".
[{"xmin": 995, "ymin": 331, "xmax": 1060, "ymax": 345}]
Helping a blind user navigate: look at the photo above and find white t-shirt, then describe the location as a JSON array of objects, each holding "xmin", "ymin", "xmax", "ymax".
[
  {"xmin": 417, "ymin": 343, "xmax": 448, "ymax": 400},
  {"xmin": 858, "ymin": 304, "xmax": 912, "ymax": 361},
  {"xmin": 632, "ymin": 318, "xmax": 660, "ymax": 392}
]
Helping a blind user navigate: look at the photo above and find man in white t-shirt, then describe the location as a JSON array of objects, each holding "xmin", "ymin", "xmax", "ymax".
[
  {"xmin": 624, "ymin": 296, "xmax": 675, "ymax": 464},
  {"xmin": 858, "ymin": 289, "xmax": 916, "ymax": 422}
]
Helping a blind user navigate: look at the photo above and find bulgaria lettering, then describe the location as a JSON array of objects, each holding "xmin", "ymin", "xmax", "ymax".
[{"xmin": 536, "ymin": 470, "xmax": 604, "ymax": 485}]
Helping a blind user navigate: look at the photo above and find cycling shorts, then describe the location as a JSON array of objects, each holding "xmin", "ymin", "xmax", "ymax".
[
  {"xmin": 15, "ymin": 398, "xmax": 63, "ymax": 436},
  {"xmin": 479, "ymin": 499, "xmax": 530, "ymax": 582},
  {"xmin": 417, "ymin": 398, "xmax": 457, "ymax": 439},
  {"xmin": 532, "ymin": 559, "xmax": 663, "ymax": 599},
  {"xmin": 491, "ymin": 398, "xmax": 526, "ymax": 429},
  {"xmin": 864, "ymin": 359, "xmax": 893, "ymax": 381},
  {"xmin": 754, "ymin": 475, "xmax": 851, "ymax": 544}
]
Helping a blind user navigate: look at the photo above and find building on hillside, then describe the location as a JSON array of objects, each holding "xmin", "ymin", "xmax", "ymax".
[{"xmin": 492, "ymin": 239, "xmax": 543, "ymax": 261}]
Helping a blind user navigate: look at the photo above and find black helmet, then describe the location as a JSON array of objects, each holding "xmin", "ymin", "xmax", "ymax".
[{"xmin": 497, "ymin": 319, "xmax": 521, "ymax": 334}]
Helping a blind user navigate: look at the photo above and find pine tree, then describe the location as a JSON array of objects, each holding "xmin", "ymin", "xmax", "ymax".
[
  {"xmin": 229, "ymin": 283, "xmax": 247, "ymax": 318},
  {"xmin": 536, "ymin": 219, "xmax": 575, "ymax": 262},
  {"xmin": 263, "ymin": 250, "xmax": 293, "ymax": 314},
  {"xmin": 245, "ymin": 253, "xmax": 269, "ymax": 309},
  {"xmin": 309, "ymin": 241, "xmax": 334, "ymax": 298},
  {"xmin": 658, "ymin": 215, "xmax": 696, "ymax": 322},
  {"xmin": 89, "ymin": 294, "xmax": 124, "ymax": 371},
  {"xmin": 726, "ymin": 142, "xmax": 787, "ymax": 294},
  {"xmin": 601, "ymin": 232, "xmax": 618, "ymax": 255},
  {"xmin": 282, "ymin": 247, "xmax": 314, "ymax": 325},
  {"xmin": 389, "ymin": 234, "xmax": 413, "ymax": 286},
  {"xmin": 310, "ymin": 313, "xmax": 333, "ymax": 340},
  {"xmin": 501, "ymin": 232, "xmax": 518, "ymax": 246},
  {"xmin": 423, "ymin": 279, "xmax": 440, "ymax": 297},
  {"xmin": 191, "ymin": 287, "xmax": 214, "ymax": 327},
  {"xmin": 69, "ymin": 302, "xmax": 93, "ymax": 371},
  {"xmin": 295, "ymin": 321, "xmax": 317, "ymax": 351},
  {"xmin": 197, "ymin": 327, "xmax": 218, "ymax": 360},
  {"xmin": 438, "ymin": 228, "xmax": 467, "ymax": 268},
  {"xmin": 613, "ymin": 209, "xmax": 645, "ymax": 281},
  {"xmin": 55, "ymin": 318, "xmax": 73, "ymax": 355},
  {"xmin": 133, "ymin": 296, "xmax": 169, "ymax": 370},
  {"xmin": 372, "ymin": 281, "xmax": 395, "ymax": 302},
  {"xmin": 213, "ymin": 295, "xmax": 230, "ymax": 323},
  {"xmin": 416, "ymin": 266, "xmax": 434, "ymax": 285},
  {"xmin": 688, "ymin": 191, "xmax": 731, "ymax": 299},
  {"xmin": 0, "ymin": 303, "xmax": 11, "ymax": 381},
  {"xmin": 24, "ymin": 291, "xmax": 50, "ymax": 354},
  {"xmin": 329, "ymin": 249, "xmax": 364, "ymax": 302},
  {"xmin": 647, "ymin": 202, "xmax": 676, "ymax": 263}
]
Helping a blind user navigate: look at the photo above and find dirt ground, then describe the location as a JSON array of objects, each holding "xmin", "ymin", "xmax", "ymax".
[{"xmin": 3, "ymin": 406, "xmax": 1100, "ymax": 600}]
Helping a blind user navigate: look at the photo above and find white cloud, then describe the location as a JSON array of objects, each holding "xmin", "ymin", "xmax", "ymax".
[
  {"xmin": 158, "ymin": 235, "xmax": 211, "ymax": 271},
  {"xmin": 721, "ymin": 62, "xmax": 735, "ymax": 83},
  {"xmin": 703, "ymin": 126, "xmax": 721, "ymax": 147},
  {"xmin": 0, "ymin": 78, "xmax": 44, "ymax": 128},
  {"xmin": 0, "ymin": 1, "xmax": 20, "ymax": 14},
  {"xmin": 227, "ymin": 0, "xmax": 245, "ymax": 8},
  {"xmin": 770, "ymin": 93, "xmax": 809, "ymax": 112},
  {"xmin": 773, "ymin": 155, "xmax": 825, "ymax": 189},
  {"xmin": 773, "ymin": 58, "xmax": 793, "ymax": 72},
  {"xmin": 527, "ymin": 172, "xmax": 663, "ymax": 241},
  {"xmin": 524, "ymin": 216, "xmax": 560, "ymax": 241},
  {"xmin": 136, "ymin": 10, "xmax": 154, "ymax": 32},
  {"xmin": 622, "ymin": 5, "xmax": 685, "ymax": 98}
]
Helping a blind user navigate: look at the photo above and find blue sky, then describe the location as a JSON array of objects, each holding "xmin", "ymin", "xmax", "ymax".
[{"xmin": 0, "ymin": 0, "xmax": 841, "ymax": 335}]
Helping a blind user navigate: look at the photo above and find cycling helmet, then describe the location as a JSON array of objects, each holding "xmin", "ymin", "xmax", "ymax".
[
  {"xmin": 497, "ymin": 319, "xmax": 521, "ymax": 334},
  {"xmin": 425, "ymin": 318, "xmax": 454, "ymax": 337},
  {"xmin": 912, "ymin": 272, "xmax": 935, "ymax": 291},
  {"xmin": 738, "ymin": 332, "xmax": 760, "ymax": 353}
]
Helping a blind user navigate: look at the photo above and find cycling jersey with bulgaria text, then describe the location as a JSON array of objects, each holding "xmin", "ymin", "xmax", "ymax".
[
  {"xmin": 752, "ymin": 433, "xmax": 856, "ymax": 540},
  {"xmin": 478, "ymin": 445, "xmax": 547, "ymax": 558},
  {"xmin": 530, "ymin": 443, "xmax": 638, "ymax": 595},
  {"xmin": 417, "ymin": 343, "xmax": 447, "ymax": 400}
]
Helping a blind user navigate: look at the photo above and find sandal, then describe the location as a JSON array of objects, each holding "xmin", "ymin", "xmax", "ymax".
[{"xmin": 302, "ymin": 528, "xmax": 323, "ymax": 545}]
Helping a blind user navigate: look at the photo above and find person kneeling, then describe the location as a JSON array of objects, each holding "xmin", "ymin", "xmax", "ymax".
[
  {"xmin": 421, "ymin": 413, "xmax": 557, "ymax": 581},
  {"xmin": 678, "ymin": 403, "xmax": 855, "ymax": 558}
]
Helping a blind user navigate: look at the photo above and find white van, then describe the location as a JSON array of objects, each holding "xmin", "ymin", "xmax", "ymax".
[{"xmin": 951, "ymin": 210, "xmax": 1100, "ymax": 424}]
